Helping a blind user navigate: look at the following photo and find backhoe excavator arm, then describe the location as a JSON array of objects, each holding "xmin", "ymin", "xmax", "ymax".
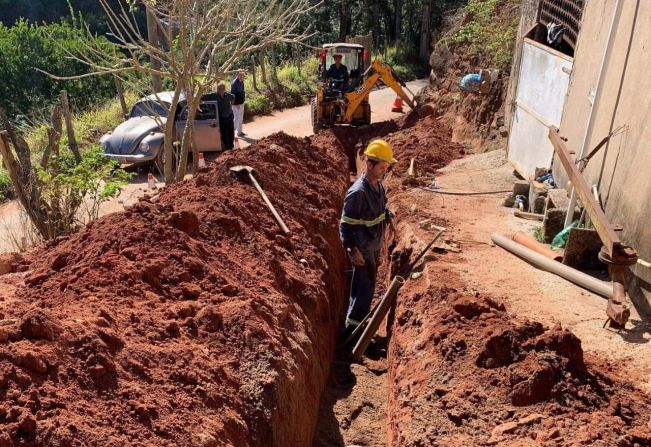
[{"xmin": 344, "ymin": 59, "xmax": 415, "ymax": 122}]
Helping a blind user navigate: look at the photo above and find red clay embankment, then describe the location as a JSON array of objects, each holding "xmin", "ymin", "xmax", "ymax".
[
  {"xmin": 382, "ymin": 114, "xmax": 651, "ymax": 446},
  {"xmin": 0, "ymin": 132, "xmax": 350, "ymax": 446}
]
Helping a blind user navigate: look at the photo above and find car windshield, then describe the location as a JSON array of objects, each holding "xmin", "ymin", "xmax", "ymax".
[
  {"xmin": 130, "ymin": 100, "xmax": 169, "ymax": 118},
  {"xmin": 325, "ymin": 47, "xmax": 359, "ymax": 70}
]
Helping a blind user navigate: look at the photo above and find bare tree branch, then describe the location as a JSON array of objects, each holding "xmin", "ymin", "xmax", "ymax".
[{"xmin": 42, "ymin": 0, "xmax": 317, "ymax": 184}]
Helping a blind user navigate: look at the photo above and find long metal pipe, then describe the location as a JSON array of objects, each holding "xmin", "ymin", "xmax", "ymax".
[
  {"xmin": 564, "ymin": 0, "xmax": 625, "ymax": 228},
  {"xmin": 491, "ymin": 232, "xmax": 613, "ymax": 298}
]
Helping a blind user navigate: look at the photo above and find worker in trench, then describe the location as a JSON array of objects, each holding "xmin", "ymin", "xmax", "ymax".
[{"xmin": 339, "ymin": 140, "xmax": 396, "ymax": 340}]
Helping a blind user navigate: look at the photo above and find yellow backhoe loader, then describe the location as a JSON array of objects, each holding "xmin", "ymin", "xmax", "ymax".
[{"xmin": 311, "ymin": 43, "xmax": 417, "ymax": 133}]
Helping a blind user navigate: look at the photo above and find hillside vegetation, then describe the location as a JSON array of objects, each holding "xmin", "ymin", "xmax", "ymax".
[{"xmin": 439, "ymin": 0, "xmax": 520, "ymax": 72}]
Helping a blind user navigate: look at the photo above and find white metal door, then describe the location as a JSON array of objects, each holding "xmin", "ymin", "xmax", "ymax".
[{"xmin": 508, "ymin": 38, "xmax": 573, "ymax": 177}]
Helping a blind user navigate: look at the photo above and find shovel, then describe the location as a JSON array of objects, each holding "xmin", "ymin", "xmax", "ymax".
[{"xmin": 230, "ymin": 165, "xmax": 290, "ymax": 235}]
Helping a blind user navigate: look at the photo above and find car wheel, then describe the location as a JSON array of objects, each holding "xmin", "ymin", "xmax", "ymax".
[
  {"xmin": 311, "ymin": 97, "xmax": 321, "ymax": 135},
  {"xmin": 153, "ymin": 143, "xmax": 176, "ymax": 177}
]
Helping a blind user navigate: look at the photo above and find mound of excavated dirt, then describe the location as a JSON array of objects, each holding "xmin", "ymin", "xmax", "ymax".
[
  {"xmin": 360, "ymin": 110, "xmax": 651, "ymax": 446},
  {"xmin": 0, "ymin": 131, "xmax": 350, "ymax": 446},
  {"xmin": 383, "ymin": 113, "xmax": 466, "ymax": 176},
  {"xmin": 324, "ymin": 110, "xmax": 464, "ymax": 179},
  {"xmin": 386, "ymin": 260, "xmax": 651, "ymax": 446}
]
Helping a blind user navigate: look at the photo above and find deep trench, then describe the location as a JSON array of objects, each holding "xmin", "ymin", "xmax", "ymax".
[{"xmin": 311, "ymin": 128, "xmax": 411, "ymax": 447}]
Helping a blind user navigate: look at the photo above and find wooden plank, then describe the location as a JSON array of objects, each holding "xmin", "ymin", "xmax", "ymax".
[
  {"xmin": 548, "ymin": 126, "xmax": 621, "ymax": 256},
  {"xmin": 0, "ymin": 131, "xmax": 31, "ymax": 220},
  {"xmin": 515, "ymin": 100, "xmax": 554, "ymax": 128}
]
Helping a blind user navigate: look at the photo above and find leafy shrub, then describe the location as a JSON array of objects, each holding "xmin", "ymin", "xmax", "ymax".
[
  {"xmin": 36, "ymin": 145, "xmax": 131, "ymax": 233},
  {"xmin": 0, "ymin": 168, "xmax": 13, "ymax": 202},
  {"xmin": 241, "ymin": 57, "xmax": 319, "ymax": 118},
  {"xmin": 245, "ymin": 93, "xmax": 273, "ymax": 117},
  {"xmin": 379, "ymin": 46, "xmax": 427, "ymax": 80},
  {"xmin": 439, "ymin": 0, "xmax": 519, "ymax": 72},
  {"xmin": 303, "ymin": 57, "xmax": 321, "ymax": 77},
  {"xmin": 278, "ymin": 65, "xmax": 302, "ymax": 84},
  {"xmin": 0, "ymin": 19, "xmax": 117, "ymax": 119}
]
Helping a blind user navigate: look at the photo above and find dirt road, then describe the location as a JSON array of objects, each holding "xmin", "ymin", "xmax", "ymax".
[
  {"xmin": 0, "ymin": 79, "xmax": 428, "ymax": 254},
  {"xmin": 241, "ymin": 79, "xmax": 428, "ymax": 141}
]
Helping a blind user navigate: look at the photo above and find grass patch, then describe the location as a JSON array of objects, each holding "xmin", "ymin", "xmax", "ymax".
[
  {"xmin": 439, "ymin": 0, "xmax": 520, "ymax": 72},
  {"xmin": 243, "ymin": 57, "xmax": 319, "ymax": 119},
  {"xmin": 25, "ymin": 93, "xmax": 138, "ymax": 154},
  {"xmin": 0, "ymin": 169, "xmax": 13, "ymax": 202},
  {"xmin": 1, "ymin": 94, "xmax": 137, "ymax": 204}
]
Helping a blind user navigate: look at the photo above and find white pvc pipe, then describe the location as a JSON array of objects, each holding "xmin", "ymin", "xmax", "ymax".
[
  {"xmin": 564, "ymin": 0, "xmax": 625, "ymax": 228},
  {"xmin": 638, "ymin": 259, "xmax": 651, "ymax": 269}
]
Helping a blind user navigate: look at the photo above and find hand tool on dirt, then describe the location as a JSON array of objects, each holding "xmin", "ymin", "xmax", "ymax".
[
  {"xmin": 407, "ymin": 158, "xmax": 415, "ymax": 177},
  {"xmin": 349, "ymin": 226, "xmax": 446, "ymax": 362},
  {"xmin": 230, "ymin": 165, "xmax": 290, "ymax": 235}
]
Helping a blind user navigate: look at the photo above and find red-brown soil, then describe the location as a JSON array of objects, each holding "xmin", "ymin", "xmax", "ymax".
[
  {"xmin": 2, "ymin": 108, "xmax": 650, "ymax": 447},
  {"xmin": 383, "ymin": 132, "xmax": 651, "ymax": 446},
  {"xmin": 0, "ymin": 132, "xmax": 351, "ymax": 446},
  {"xmin": 387, "ymin": 273, "xmax": 651, "ymax": 445}
]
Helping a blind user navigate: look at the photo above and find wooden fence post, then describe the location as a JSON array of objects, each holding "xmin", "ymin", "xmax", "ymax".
[
  {"xmin": 114, "ymin": 76, "xmax": 129, "ymax": 119},
  {"xmin": 259, "ymin": 52, "xmax": 268, "ymax": 85},
  {"xmin": 59, "ymin": 90, "xmax": 81, "ymax": 161},
  {"xmin": 270, "ymin": 47, "xmax": 278, "ymax": 82},
  {"xmin": 295, "ymin": 44, "xmax": 302, "ymax": 76},
  {"xmin": 251, "ymin": 57, "xmax": 259, "ymax": 93}
]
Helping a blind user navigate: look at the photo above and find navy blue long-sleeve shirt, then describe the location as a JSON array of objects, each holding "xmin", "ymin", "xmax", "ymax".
[
  {"xmin": 340, "ymin": 175, "xmax": 391, "ymax": 253},
  {"xmin": 325, "ymin": 63, "xmax": 349, "ymax": 88},
  {"xmin": 231, "ymin": 78, "xmax": 245, "ymax": 105}
]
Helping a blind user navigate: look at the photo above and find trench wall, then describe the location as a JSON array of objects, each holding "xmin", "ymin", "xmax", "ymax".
[{"xmin": 0, "ymin": 132, "xmax": 350, "ymax": 446}]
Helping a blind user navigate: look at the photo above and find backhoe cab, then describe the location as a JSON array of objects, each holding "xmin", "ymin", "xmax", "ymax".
[{"xmin": 311, "ymin": 43, "xmax": 416, "ymax": 134}]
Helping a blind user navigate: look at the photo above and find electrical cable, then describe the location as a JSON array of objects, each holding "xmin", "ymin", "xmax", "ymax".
[{"xmin": 417, "ymin": 187, "xmax": 512, "ymax": 196}]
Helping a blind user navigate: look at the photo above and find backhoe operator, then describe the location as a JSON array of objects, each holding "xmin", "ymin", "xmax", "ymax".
[
  {"xmin": 325, "ymin": 53, "xmax": 349, "ymax": 91},
  {"xmin": 339, "ymin": 140, "xmax": 396, "ymax": 337}
]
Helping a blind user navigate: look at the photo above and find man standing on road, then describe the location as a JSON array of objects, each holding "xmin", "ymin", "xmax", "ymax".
[
  {"xmin": 216, "ymin": 82, "xmax": 235, "ymax": 150},
  {"xmin": 325, "ymin": 53, "xmax": 349, "ymax": 91},
  {"xmin": 339, "ymin": 139, "xmax": 396, "ymax": 337},
  {"xmin": 231, "ymin": 71, "xmax": 246, "ymax": 137}
]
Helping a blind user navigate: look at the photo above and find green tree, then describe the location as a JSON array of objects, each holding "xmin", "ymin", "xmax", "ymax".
[{"xmin": 0, "ymin": 20, "xmax": 117, "ymax": 118}]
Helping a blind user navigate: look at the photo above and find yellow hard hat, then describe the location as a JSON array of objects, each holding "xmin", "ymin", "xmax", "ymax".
[{"xmin": 364, "ymin": 139, "xmax": 397, "ymax": 164}]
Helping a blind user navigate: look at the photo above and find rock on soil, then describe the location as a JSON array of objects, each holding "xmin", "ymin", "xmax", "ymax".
[{"xmin": 0, "ymin": 253, "xmax": 25, "ymax": 275}]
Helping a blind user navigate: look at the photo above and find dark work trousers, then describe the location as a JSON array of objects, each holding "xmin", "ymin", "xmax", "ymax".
[
  {"xmin": 219, "ymin": 114, "xmax": 235, "ymax": 150},
  {"xmin": 345, "ymin": 249, "xmax": 380, "ymax": 330}
]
